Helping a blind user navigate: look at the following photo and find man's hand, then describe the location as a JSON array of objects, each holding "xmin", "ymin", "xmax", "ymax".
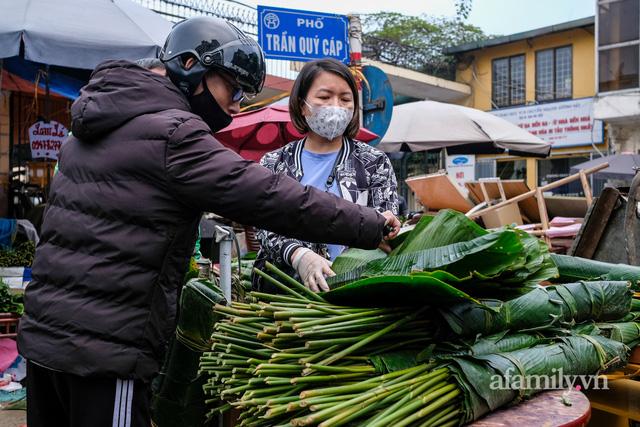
[
  {"xmin": 381, "ymin": 211, "xmax": 401, "ymax": 240},
  {"xmin": 378, "ymin": 241, "xmax": 393, "ymax": 253},
  {"xmin": 291, "ymin": 248, "xmax": 335, "ymax": 292}
]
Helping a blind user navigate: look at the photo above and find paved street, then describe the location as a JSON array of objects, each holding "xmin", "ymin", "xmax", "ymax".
[{"xmin": 0, "ymin": 410, "xmax": 24, "ymax": 427}]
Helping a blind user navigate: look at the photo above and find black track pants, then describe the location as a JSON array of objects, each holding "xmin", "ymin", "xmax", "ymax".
[{"xmin": 26, "ymin": 361, "xmax": 151, "ymax": 427}]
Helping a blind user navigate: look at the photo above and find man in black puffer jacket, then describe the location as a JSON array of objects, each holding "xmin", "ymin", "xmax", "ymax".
[{"xmin": 18, "ymin": 17, "xmax": 400, "ymax": 427}]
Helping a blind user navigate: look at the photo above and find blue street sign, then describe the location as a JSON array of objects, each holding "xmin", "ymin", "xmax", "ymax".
[{"xmin": 257, "ymin": 5, "xmax": 350, "ymax": 64}]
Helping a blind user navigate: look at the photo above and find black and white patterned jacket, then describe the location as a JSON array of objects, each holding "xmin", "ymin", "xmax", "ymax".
[{"xmin": 256, "ymin": 137, "xmax": 398, "ymax": 269}]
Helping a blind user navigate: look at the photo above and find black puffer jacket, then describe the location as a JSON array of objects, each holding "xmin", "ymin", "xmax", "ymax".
[{"xmin": 17, "ymin": 61, "xmax": 386, "ymax": 381}]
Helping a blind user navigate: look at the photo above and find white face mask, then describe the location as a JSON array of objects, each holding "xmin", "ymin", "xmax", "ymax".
[{"xmin": 304, "ymin": 100, "xmax": 354, "ymax": 141}]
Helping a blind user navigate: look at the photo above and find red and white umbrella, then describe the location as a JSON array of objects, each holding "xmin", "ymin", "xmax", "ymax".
[{"xmin": 215, "ymin": 104, "xmax": 379, "ymax": 162}]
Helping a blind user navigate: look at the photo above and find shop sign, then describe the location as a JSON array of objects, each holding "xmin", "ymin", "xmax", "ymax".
[
  {"xmin": 491, "ymin": 98, "xmax": 604, "ymax": 148},
  {"xmin": 257, "ymin": 5, "xmax": 349, "ymax": 63},
  {"xmin": 446, "ymin": 154, "xmax": 475, "ymax": 194},
  {"xmin": 28, "ymin": 120, "xmax": 67, "ymax": 160}
]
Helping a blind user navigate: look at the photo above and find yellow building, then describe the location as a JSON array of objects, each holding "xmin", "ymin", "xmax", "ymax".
[{"xmin": 445, "ymin": 17, "xmax": 606, "ymax": 193}]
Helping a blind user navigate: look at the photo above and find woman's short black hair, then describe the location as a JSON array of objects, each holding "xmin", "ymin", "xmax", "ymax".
[{"xmin": 289, "ymin": 58, "xmax": 360, "ymax": 139}]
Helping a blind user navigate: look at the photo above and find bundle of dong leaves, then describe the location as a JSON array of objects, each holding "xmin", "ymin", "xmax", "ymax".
[
  {"xmin": 185, "ymin": 210, "xmax": 640, "ymax": 427},
  {"xmin": 199, "ymin": 270, "xmax": 638, "ymax": 427},
  {"xmin": 325, "ymin": 209, "xmax": 558, "ymax": 306}
]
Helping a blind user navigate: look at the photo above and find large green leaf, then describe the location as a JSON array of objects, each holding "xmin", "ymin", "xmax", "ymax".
[
  {"xmin": 331, "ymin": 248, "xmax": 387, "ymax": 276},
  {"xmin": 388, "ymin": 223, "xmax": 419, "ymax": 251},
  {"xmin": 329, "ymin": 229, "xmax": 522, "ymax": 287},
  {"xmin": 440, "ymin": 281, "xmax": 633, "ymax": 337},
  {"xmin": 433, "ymin": 331, "xmax": 548, "ymax": 357},
  {"xmin": 594, "ymin": 322, "xmax": 640, "ymax": 347},
  {"xmin": 369, "ymin": 350, "xmax": 420, "ymax": 373},
  {"xmin": 391, "ymin": 210, "xmax": 487, "ymax": 256},
  {"xmin": 501, "ymin": 232, "xmax": 558, "ymax": 284},
  {"xmin": 326, "ymin": 210, "xmax": 557, "ymax": 305},
  {"xmin": 551, "ymin": 254, "xmax": 640, "ymax": 286},
  {"xmin": 324, "ymin": 272, "xmax": 482, "ymax": 307},
  {"xmin": 153, "ymin": 278, "xmax": 225, "ymax": 427},
  {"xmin": 176, "ymin": 279, "xmax": 226, "ymax": 351}
]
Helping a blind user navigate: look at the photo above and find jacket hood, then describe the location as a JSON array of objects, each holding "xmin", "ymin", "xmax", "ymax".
[{"xmin": 71, "ymin": 60, "xmax": 190, "ymax": 140}]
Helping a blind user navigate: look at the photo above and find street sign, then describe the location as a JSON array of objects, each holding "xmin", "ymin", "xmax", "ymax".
[{"xmin": 257, "ymin": 5, "xmax": 350, "ymax": 64}]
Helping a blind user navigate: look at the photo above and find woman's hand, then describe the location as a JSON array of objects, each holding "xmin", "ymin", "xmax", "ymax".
[
  {"xmin": 291, "ymin": 248, "xmax": 334, "ymax": 292},
  {"xmin": 381, "ymin": 211, "xmax": 401, "ymax": 240}
]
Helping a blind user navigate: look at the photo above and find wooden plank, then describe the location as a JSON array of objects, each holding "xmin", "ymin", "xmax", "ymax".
[
  {"xmin": 468, "ymin": 164, "xmax": 609, "ymax": 219},
  {"xmin": 465, "ymin": 182, "xmax": 486, "ymax": 205},
  {"xmin": 479, "ymin": 181, "xmax": 491, "ymax": 205},
  {"xmin": 502, "ymin": 181, "xmax": 540, "ymax": 222},
  {"xmin": 544, "ymin": 196, "xmax": 589, "ymax": 218},
  {"xmin": 536, "ymin": 188, "xmax": 552, "ymax": 247},
  {"xmin": 569, "ymin": 188, "xmax": 620, "ymax": 258},
  {"xmin": 497, "ymin": 180, "xmax": 507, "ymax": 202},
  {"xmin": 468, "ymin": 188, "xmax": 537, "ymax": 218},
  {"xmin": 580, "ymin": 171, "xmax": 593, "ymax": 206},
  {"xmin": 406, "ymin": 172, "xmax": 473, "ymax": 213},
  {"xmin": 465, "ymin": 180, "xmax": 540, "ymax": 222}
]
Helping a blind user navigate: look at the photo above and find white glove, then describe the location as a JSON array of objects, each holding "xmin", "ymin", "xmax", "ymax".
[{"xmin": 291, "ymin": 248, "xmax": 335, "ymax": 292}]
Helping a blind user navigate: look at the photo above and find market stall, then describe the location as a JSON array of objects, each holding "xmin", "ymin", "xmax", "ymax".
[
  {"xmin": 0, "ymin": 0, "xmax": 174, "ymax": 219},
  {"xmin": 0, "ymin": 225, "xmax": 36, "ymax": 405},
  {"xmin": 152, "ymin": 209, "xmax": 640, "ymax": 427}
]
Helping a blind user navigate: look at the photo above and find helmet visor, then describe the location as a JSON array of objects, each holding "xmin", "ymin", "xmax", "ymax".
[{"xmin": 198, "ymin": 40, "xmax": 265, "ymax": 96}]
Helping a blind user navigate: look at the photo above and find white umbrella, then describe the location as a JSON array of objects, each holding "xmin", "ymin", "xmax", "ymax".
[
  {"xmin": 0, "ymin": 0, "xmax": 174, "ymax": 70},
  {"xmin": 379, "ymin": 100, "xmax": 551, "ymax": 157},
  {"xmin": 570, "ymin": 153, "xmax": 640, "ymax": 180}
]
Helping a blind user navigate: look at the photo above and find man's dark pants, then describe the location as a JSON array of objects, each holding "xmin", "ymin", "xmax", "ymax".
[{"xmin": 27, "ymin": 361, "xmax": 151, "ymax": 427}]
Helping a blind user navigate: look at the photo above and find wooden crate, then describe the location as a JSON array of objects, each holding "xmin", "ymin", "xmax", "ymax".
[{"xmin": 0, "ymin": 313, "xmax": 19, "ymax": 338}]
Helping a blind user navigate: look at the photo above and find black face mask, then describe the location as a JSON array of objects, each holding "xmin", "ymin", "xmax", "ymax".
[{"xmin": 189, "ymin": 82, "xmax": 233, "ymax": 133}]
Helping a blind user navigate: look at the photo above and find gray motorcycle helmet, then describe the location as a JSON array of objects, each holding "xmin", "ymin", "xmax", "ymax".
[{"xmin": 160, "ymin": 16, "xmax": 266, "ymax": 97}]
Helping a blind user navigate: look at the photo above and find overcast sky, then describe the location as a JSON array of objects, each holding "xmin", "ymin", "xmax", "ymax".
[{"xmin": 242, "ymin": 0, "xmax": 595, "ymax": 36}]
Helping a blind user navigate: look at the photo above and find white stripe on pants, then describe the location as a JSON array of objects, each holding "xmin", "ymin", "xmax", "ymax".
[{"xmin": 112, "ymin": 379, "xmax": 134, "ymax": 427}]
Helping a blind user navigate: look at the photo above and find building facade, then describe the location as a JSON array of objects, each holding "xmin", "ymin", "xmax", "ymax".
[
  {"xmin": 446, "ymin": 17, "xmax": 606, "ymax": 195},
  {"xmin": 593, "ymin": 0, "xmax": 640, "ymax": 153}
]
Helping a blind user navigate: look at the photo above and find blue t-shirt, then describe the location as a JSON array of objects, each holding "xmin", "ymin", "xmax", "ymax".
[{"xmin": 300, "ymin": 149, "xmax": 344, "ymax": 260}]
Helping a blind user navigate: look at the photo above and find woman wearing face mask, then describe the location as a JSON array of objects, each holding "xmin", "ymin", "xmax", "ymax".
[{"xmin": 255, "ymin": 58, "xmax": 399, "ymax": 293}]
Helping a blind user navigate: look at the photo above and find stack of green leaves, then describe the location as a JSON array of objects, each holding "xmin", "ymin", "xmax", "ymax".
[
  {"xmin": 0, "ymin": 280, "xmax": 22, "ymax": 315},
  {"xmin": 199, "ymin": 263, "xmax": 435, "ymax": 426},
  {"xmin": 551, "ymin": 253, "xmax": 640, "ymax": 286},
  {"xmin": 325, "ymin": 210, "xmax": 558, "ymax": 306},
  {"xmin": 200, "ymin": 260, "xmax": 640, "ymax": 426},
  {"xmin": 151, "ymin": 279, "xmax": 226, "ymax": 427},
  {"xmin": 445, "ymin": 333, "xmax": 630, "ymax": 424},
  {"xmin": 440, "ymin": 281, "xmax": 633, "ymax": 337}
]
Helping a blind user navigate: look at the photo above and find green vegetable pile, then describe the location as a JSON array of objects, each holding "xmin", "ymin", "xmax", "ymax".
[
  {"xmin": 0, "ymin": 241, "xmax": 35, "ymax": 268},
  {"xmin": 195, "ymin": 210, "xmax": 640, "ymax": 426},
  {"xmin": 0, "ymin": 280, "xmax": 23, "ymax": 315}
]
